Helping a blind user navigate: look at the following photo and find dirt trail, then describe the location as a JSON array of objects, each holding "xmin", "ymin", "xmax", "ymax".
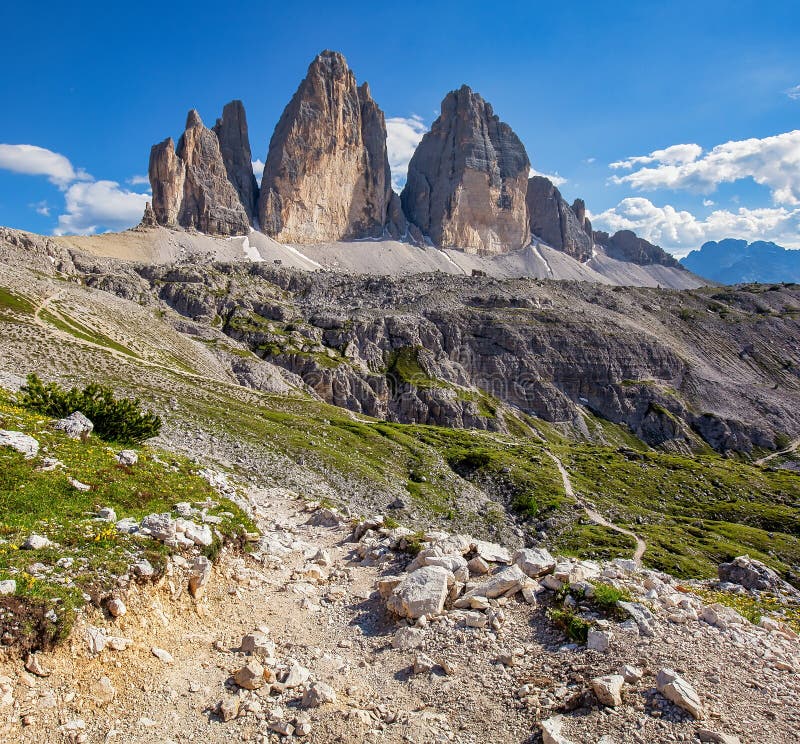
[
  {"xmin": 546, "ymin": 451, "xmax": 647, "ymax": 565},
  {"xmin": 755, "ymin": 438, "xmax": 800, "ymax": 465}
]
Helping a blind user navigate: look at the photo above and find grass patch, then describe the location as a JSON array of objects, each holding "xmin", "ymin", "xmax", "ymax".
[
  {"xmin": 0, "ymin": 392, "xmax": 257, "ymax": 651},
  {"xmin": 547, "ymin": 607, "xmax": 590, "ymax": 643}
]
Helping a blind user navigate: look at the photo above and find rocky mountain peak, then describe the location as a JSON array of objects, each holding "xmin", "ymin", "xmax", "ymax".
[
  {"xmin": 185, "ymin": 109, "xmax": 203, "ymax": 129},
  {"xmin": 147, "ymin": 104, "xmax": 253, "ymax": 236},
  {"xmin": 526, "ymin": 176, "xmax": 593, "ymax": 262},
  {"xmin": 401, "ymin": 86, "xmax": 531, "ymax": 254},
  {"xmin": 257, "ymin": 50, "xmax": 402, "ymax": 243},
  {"xmin": 213, "ymin": 100, "xmax": 259, "ymax": 225}
]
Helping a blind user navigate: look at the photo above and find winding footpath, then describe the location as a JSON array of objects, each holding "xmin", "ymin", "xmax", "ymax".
[
  {"xmin": 755, "ymin": 437, "xmax": 800, "ymax": 466},
  {"xmin": 546, "ymin": 451, "xmax": 647, "ymax": 566}
]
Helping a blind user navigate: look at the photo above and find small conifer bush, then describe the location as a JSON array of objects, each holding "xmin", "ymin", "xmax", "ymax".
[{"xmin": 17, "ymin": 374, "xmax": 161, "ymax": 444}]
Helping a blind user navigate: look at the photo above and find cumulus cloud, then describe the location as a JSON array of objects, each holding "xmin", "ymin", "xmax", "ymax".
[
  {"xmin": 251, "ymin": 159, "xmax": 265, "ymax": 181},
  {"xmin": 0, "ymin": 144, "xmax": 90, "ymax": 187},
  {"xmin": 592, "ymin": 196, "xmax": 800, "ymax": 256},
  {"xmin": 529, "ymin": 167, "xmax": 567, "ymax": 187},
  {"xmin": 610, "ymin": 143, "xmax": 703, "ymax": 170},
  {"xmin": 608, "ymin": 131, "xmax": 800, "ymax": 205},
  {"xmin": 386, "ymin": 115, "xmax": 427, "ymax": 191},
  {"xmin": 54, "ymin": 180, "xmax": 150, "ymax": 236},
  {"xmin": 786, "ymin": 84, "xmax": 800, "ymax": 100},
  {"xmin": 0, "ymin": 142, "xmax": 152, "ymax": 234}
]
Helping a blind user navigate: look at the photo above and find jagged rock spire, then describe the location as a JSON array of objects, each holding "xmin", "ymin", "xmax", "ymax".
[
  {"xmin": 147, "ymin": 104, "xmax": 254, "ymax": 236},
  {"xmin": 401, "ymin": 85, "xmax": 530, "ymax": 254},
  {"xmin": 257, "ymin": 50, "xmax": 403, "ymax": 243}
]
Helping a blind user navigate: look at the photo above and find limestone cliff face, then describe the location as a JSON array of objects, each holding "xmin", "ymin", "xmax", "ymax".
[
  {"xmin": 257, "ymin": 51, "xmax": 400, "ymax": 243},
  {"xmin": 526, "ymin": 176, "xmax": 593, "ymax": 262},
  {"xmin": 148, "ymin": 138, "xmax": 185, "ymax": 228},
  {"xmin": 401, "ymin": 86, "xmax": 530, "ymax": 254},
  {"xmin": 148, "ymin": 108, "xmax": 252, "ymax": 236},
  {"xmin": 212, "ymin": 100, "xmax": 259, "ymax": 226}
]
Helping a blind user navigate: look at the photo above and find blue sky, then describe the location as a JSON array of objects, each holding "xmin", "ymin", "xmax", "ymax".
[{"xmin": 1, "ymin": 0, "xmax": 798, "ymax": 255}]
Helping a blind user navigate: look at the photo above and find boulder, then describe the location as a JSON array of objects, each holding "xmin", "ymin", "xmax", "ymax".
[
  {"xmin": 718, "ymin": 555, "xmax": 798, "ymax": 595},
  {"xmin": 301, "ymin": 681, "xmax": 336, "ymax": 708},
  {"xmin": 473, "ymin": 540, "xmax": 512, "ymax": 564},
  {"xmin": 540, "ymin": 715, "xmax": 576, "ymax": 744},
  {"xmin": 587, "ymin": 629, "xmax": 612, "ymax": 653},
  {"xmin": 697, "ymin": 730, "xmax": 742, "ymax": 744},
  {"xmin": 386, "ymin": 566, "xmax": 451, "ymax": 619},
  {"xmin": 0, "ymin": 580, "xmax": 16, "ymax": 595},
  {"xmin": 258, "ymin": 50, "xmax": 399, "ymax": 242},
  {"xmin": 514, "ymin": 547, "xmax": 556, "ymax": 578},
  {"xmin": 53, "ymin": 411, "xmax": 93, "ymax": 440},
  {"xmin": 234, "ymin": 660, "xmax": 267, "ymax": 690},
  {"xmin": 22, "ymin": 533, "xmax": 52, "ymax": 550},
  {"xmin": 115, "ymin": 450, "xmax": 138, "ymax": 466},
  {"xmin": 591, "ymin": 674, "xmax": 624, "ymax": 707},
  {"xmin": 454, "ymin": 564, "xmax": 527, "ymax": 605},
  {"xmin": 656, "ymin": 668, "xmax": 703, "ymax": 719},
  {"xmin": 0, "ymin": 430, "xmax": 39, "ymax": 458},
  {"xmin": 401, "ymin": 85, "xmax": 530, "ymax": 254},
  {"xmin": 140, "ymin": 513, "xmax": 176, "ymax": 541},
  {"xmin": 391, "ymin": 626, "xmax": 425, "ymax": 650}
]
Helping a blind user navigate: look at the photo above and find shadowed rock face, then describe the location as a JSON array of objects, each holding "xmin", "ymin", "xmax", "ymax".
[
  {"xmin": 526, "ymin": 176, "xmax": 593, "ymax": 262},
  {"xmin": 593, "ymin": 229, "xmax": 682, "ymax": 268},
  {"xmin": 213, "ymin": 100, "xmax": 259, "ymax": 226},
  {"xmin": 258, "ymin": 51, "xmax": 401, "ymax": 243},
  {"xmin": 401, "ymin": 86, "xmax": 530, "ymax": 254},
  {"xmin": 148, "ymin": 109, "xmax": 251, "ymax": 236}
]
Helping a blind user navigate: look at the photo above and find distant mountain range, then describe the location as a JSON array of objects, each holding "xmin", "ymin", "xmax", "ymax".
[{"xmin": 680, "ymin": 239, "xmax": 800, "ymax": 284}]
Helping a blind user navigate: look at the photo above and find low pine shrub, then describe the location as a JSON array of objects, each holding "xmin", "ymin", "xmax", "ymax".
[{"xmin": 17, "ymin": 374, "xmax": 161, "ymax": 444}]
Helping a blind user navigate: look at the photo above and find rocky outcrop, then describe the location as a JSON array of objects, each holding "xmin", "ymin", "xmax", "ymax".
[
  {"xmin": 148, "ymin": 108, "xmax": 252, "ymax": 236},
  {"xmin": 212, "ymin": 100, "xmax": 259, "ymax": 226},
  {"xmin": 401, "ymin": 85, "xmax": 530, "ymax": 254},
  {"xmin": 594, "ymin": 229, "xmax": 682, "ymax": 268},
  {"xmin": 257, "ymin": 51, "xmax": 400, "ymax": 243},
  {"xmin": 526, "ymin": 176, "xmax": 593, "ymax": 262},
  {"xmin": 571, "ymin": 199, "xmax": 592, "ymax": 238}
]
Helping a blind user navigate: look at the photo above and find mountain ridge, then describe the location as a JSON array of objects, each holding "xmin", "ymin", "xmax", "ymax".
[
  {"xmin": 142, "ymin": 49, "xmax": 682, "ymax": 278},
  {"xmin": 681, "ymin": 238, "xmax": 800, "ymax": 284}
]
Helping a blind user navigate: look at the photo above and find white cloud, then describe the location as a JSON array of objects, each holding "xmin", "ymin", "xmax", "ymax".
[
  {"xmin": 592, "ymin": 196, "xmax": 800, "ymax": 256},
  {"xmin": 786, "ymin": 84, "xmax": 800, "ymax": 100},
  {"xmin": 127, "ymin": 174, "xmax": 150, "ymax": 186},
  {"xmin": 583, "ymin": 157, "xmax": 596, "ymax": 164},
  {"xmin": 252, "ymin": 159, "xmax": 265, "ymax": 181},
  {"xmin": 703, "ymin": 199, "xmax": 715, "ymax": 207},
  {"xmin": 54, "ymin": 180, "xmax": 150, "ymax": 236},
  {"xmin": 0, "ymin": 142, "xmax": 152, "ymax": 234},
  {"xmin": 30, "ymin": 200, "xmax": 51, "ymax": 216},
  {"xmin": 386, "ymin": 115, "xmax": 427, "ymax": 191},
  {"xmin": 529, "ymin": 167, "xmax": 567, "ymax": 187},
  {"xmin": 0, "ymin": 144, "xmax": 90, "ymax": 187},
  {"xmin": 608, "ymin": 130, "xmax": 800, "ymax": 205},
  {"xmin": 610, "ymin": 143, "xmax": 703, "ymax": 170}
]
